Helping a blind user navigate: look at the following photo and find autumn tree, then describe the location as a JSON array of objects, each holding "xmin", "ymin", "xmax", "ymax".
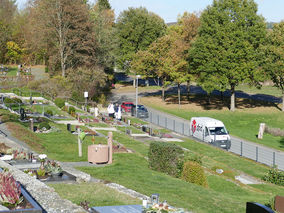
[
  {"xmin": 28, "ymin": 0, "xmax": 96, "ymax": 77},
  {"xmin": 116, "ymin": 7, "xmax": 166, "ymax": 72},
  {"xmin": 0, "ymin": 0, "xmax": 17, "ymax": 63},
  {"xmin": 264, "ymin": 21, "xmax": 284, "ymax": 111},
  {"xmin": 189, "ymin": 0, "xmax": 266, "ymax": 111}
]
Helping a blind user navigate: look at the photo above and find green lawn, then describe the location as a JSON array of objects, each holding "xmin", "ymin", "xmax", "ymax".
[
  {"xmin": 6, "ymin": 67, "xmax": 17, "ymax": 77},
  {"xmin": 237, "ymin": 84, "xmax": 282, "ymax": 98},
  {"xmin": 49, "ymin": 182, "xmax": 140, "ymax": 207},
  {"xmin": 78, "ymin": 153, "xmax": 277, "ymax": 213},
  {"xmin": 145, "ymin": 103, "xmax": 284, "ymax": 151}
]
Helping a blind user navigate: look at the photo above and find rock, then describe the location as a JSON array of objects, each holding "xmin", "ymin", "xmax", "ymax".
[{"xmin": 216, "ymin": 169, "xmax": 223, "ymax": 174}]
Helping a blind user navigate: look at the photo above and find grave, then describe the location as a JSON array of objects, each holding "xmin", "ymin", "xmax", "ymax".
[{"xmin": 90, "ymin": 205, "xmax": 142, "ymax": 213}]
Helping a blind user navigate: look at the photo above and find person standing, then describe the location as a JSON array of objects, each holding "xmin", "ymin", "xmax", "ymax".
[{"xmin": 107, "ymin": 103, "xmax": 115, "ymax": 118}]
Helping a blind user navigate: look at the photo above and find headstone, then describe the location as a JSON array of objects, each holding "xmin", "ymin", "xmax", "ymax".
[
  {"xmin": 258, "ymin": 123, "xmax": 265, "ymax": 139},
  {"xmin": 67, "ymin": 123, "xmax": 71, "ymax": 132},
  {"xmin": 246, "ymin": 202, "xmax": 274, "ymax": 213},
  {"xmin": 95, "ymin": 107, "xmax": 99, "ymax": 117},
  {"xmin": 20, "ymin": 108, "xmax": 26, "ymax": 120}
]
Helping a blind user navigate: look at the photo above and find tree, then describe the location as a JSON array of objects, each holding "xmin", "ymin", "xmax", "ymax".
[
  {"xmin": 116, "ymin": 7, "xmax": 166, "ymax": 72},
  {"xmin": 189, "ymin": 0, "xmax": 266, "ymax": 111},
  {"xmin": 0, "ymin": 0, "xmax": 17, "ymax": 63},
  {"xmin": 97, "ymin": 0, "xmax": 111, "ymax": 10},
  {"xmin": 28, "ymin": 0, "xmax": 96, "ymax": 77},
  {"xmin": 264, "ymin": 22, "xmax": 284, "ymax": 111},
  {"xmin": 5, "ymin": 41, "xmax": 23, "ymax": 63}
]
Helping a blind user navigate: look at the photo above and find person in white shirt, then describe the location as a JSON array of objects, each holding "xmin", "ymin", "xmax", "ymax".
[
  {"xmin": 116, "ymin": 105, "xmax": 122, "ymax": 120},
  {"xmin": 107, "ymin": 103, "xmax": 115, "ymax": 118}
]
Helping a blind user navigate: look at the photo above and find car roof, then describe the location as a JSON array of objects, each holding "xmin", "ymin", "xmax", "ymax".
[{"xmin": 122, "ymin": 102, "xmax": 133, "ymax": 104}]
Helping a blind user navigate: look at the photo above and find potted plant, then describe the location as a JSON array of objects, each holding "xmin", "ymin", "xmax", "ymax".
[{"xmin": 44, "ymin": 161, "xmax": 63, "ymax": 177}]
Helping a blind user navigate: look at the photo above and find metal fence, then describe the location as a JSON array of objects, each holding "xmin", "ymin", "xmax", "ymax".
[{"xmin": 146, "ymin": 110, "xmax": 284, "ymax": 171}]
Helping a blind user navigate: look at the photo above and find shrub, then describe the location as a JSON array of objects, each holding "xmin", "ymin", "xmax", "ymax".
[
  {"xmin": 148, "ymin": 142, "xmax": 184, "ymax": 177},
  {"xmin": 265, "ymin": 126, "xmax": 284, "ymax": 137},
  {"xmin": 181, "ymin": 161, "xmax": 208, "ymax": 187},
  {"xmin": 262, "ymin": 166, "xmax": 284, "ymax": 186},
  {"xmin": 39, "ymin": 122, "xmax": 51, "ymax": 130},
  {"xmin": 54, "ymin": 98, "xmax": 65, "ymax": 108},
  {"xmin": 184, "ymin": 152, "xmax": 203, "ymax": 165},
  {"xmin": 68, "ymin": 106, "xmax": 76, "ymax": 115},
  {"xmin": 46, "ymin": 109, "xmax": 53, "ymax": 116},
  {"xmin": 0, "ymin": 172, "xmax": 23, "ymax": 206}
]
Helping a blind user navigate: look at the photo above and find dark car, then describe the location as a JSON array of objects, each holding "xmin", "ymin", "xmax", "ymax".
[
  {"xmin": 131, "ymin": 105, "xmax": 149, "ymax": 118},
  {"xmin": 121, "ymin": 102, "xmax": 134, "ymax": 113}
]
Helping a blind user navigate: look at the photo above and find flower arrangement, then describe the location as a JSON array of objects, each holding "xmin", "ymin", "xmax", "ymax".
[
  {"xmin": 144, "ymin": 202, "xmax": 185, "ymax": 213},
  {"xmin": 44, "ymin": 161, "xmax": 63, "ymax": 176},
  {"xmin": 0, "ymin": 172, "xmax": 23, "ymax": 208}
]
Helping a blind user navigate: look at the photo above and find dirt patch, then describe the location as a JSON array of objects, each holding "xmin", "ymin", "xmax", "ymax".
[
  {"xmin": 141, "ymin": 94, "xmax": 281, "ymax": 113},
  {"xmin": 6, "ymin": 122, "xmax": 45, "ymax": 152}
]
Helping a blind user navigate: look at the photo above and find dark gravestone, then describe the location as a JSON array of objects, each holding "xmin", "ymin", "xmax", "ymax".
[
  {"xmin": 20, "ymin": 108, "xmax": 26, "ymax": 120},
  {"xmin": 90, "ymin": 205, "xmax": 142, "ymax": 213},
  {"xmin": 142, "ymin": 126, "xmax": 147, "ymax": 132},
  {"xmin": 33, "ymin": 126, "xmax": 37, "ymax": 132},
  {"xmin": 246, "ymin": 202, "xmax": 274, "ymax": 213},
  {"xmin": 67, "ymin": 124, "xmax": 71, "ymax": 132}
]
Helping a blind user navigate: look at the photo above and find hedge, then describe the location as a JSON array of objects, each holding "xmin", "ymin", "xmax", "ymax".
[{"xmin": 148, "ymin": 142, "xmax": 184, "ymax": 177}]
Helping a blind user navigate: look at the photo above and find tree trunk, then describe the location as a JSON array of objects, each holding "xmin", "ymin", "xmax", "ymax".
[
  {"xmin": 282, "ymin": 92, "xmax": 284, "ymax": 112},
  {"xmin": 178, "ymin": 83, "xmax": 181, "ymax": 105},
  {"xmin": 186, "ymin": 80, "xmax": 190, "ymax": 101},
  {"xmin": 162, "ymin": 85, "xmax": 165, "ymax": 101},
  {"xmin": 230, "ymin": 85, "xmax": 235, "ymax": 111},
  {"xmin": 161, "ymin": 78, "xmax": 165, "ymax": 101}
]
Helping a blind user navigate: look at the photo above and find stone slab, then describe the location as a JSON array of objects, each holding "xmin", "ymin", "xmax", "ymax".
[
  {"xmin": 90, "ymin": 205, "xmax": 142, "ymax": 213},
  {"xmin": 161, "ymin": 138, "xmax": 183, "ymax": 142}
]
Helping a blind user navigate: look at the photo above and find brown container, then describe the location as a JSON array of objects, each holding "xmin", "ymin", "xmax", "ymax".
[
  {"xmin": 88, "ymin": 145, "xmax": 109, "ymax": 164},
  {"xmin": 275, "ymin": 195, "xmax": 284, "ymax": 213}
]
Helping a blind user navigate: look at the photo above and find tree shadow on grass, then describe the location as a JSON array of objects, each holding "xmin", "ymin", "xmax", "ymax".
[{"xmin": 162, "ymin": 93, "xmax": 281, "ymax": 111}]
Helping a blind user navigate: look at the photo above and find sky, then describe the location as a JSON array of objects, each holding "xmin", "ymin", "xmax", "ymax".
[{"xmin": 16, "ymin": 0, "xmax": 284, "ymax": 23}]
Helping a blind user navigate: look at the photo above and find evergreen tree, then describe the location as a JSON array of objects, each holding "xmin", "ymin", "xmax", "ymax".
[{"xmin": 189, "ymin": 0, "xmax": 266, "ymax": 111}]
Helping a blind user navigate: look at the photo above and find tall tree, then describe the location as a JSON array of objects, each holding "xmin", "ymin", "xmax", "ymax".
[
  {"xmin": 264, "ymin": 21, "xmax": 284, "ymax": 111},
  {"xmin": 116, "ymin": 7, "xmax": 166, "ymax": 72},
  {"xmin": 0, "ymin": 0, "xmax": 17, "ymax": 63},
  {"xmin": 97, "ymin": 0, "xmax": 111, "ymax": 10},
  {"xmin": 28, "ymin": 0, "xmax": 96, "ymax": 77},
  {"xmin": 189, "ymin": 0, "xmax": 266, "ymax": 111}
]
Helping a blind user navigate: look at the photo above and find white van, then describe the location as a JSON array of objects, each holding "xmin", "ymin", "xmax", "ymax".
[{"xmin": 190, "ymin": 117, "xmax": 231, "ymax": 150}]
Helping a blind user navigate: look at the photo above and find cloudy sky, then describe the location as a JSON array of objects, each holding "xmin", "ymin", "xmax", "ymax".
[{"xmin": 16, "ymin": 0, "xmax": 284, "ymax": 23}]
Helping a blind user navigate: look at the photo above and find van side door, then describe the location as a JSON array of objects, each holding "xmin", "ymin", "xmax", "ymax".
[{"xmin": 204, "ymin": 127, "xmax": 211, "ymax": 143}]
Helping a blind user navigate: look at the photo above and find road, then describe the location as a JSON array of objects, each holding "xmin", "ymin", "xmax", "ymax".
[{"xmin": 110, "ymin": 91, "xmax": 284, "ymax": 170}]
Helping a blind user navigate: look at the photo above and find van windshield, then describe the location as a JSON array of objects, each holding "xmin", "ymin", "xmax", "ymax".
[{"xmin": 209, "ymin": 127, "xmax": 228, "ymax": 135}]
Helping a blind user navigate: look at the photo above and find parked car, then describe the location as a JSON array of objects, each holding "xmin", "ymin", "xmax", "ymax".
[
  {"xmin": 121, "ymin": 102, "xmax": 134, "ymax": 113},
  {"xmin": 131, "ymin": 104, "xmax": 149, "ymax": 118}
]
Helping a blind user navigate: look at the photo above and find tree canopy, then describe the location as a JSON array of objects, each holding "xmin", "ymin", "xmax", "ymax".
[
  {"xmin": 264, "ymin": 21, "xmax": 284, "ymax": 111},
  {"xmin": 116, "ymin": 7, "xmax": 166, "ymax": 72},
  {"xmin": 189, "ymin": 0, "xmax": 267, "ymax": 111}
]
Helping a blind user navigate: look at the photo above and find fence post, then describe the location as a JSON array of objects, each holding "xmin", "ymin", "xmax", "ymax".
[
  {"xmin": 157, "ymin": 114, "xmax": 159, "ymax": 125},
  {"xmin": 173, "ymin": 120, "xmax": 176, "ymax": 132},
  {"xmin": 165, "ymin": 117, "xmax": 167, "ymax": 129},
  {"xmin": 256, "ymin": 147, "xmax": 258, "ymax": 162},
  {"xmin": 182, "ymin": 123, "xmax": 184, "ymax": 135},
  {"xmin": 240, "ymin": 141, "xmax": 243, "ymax": 156},
  {"xmin": 273, "ymin": 152, "xmax": 275, "ymax": 167}
]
